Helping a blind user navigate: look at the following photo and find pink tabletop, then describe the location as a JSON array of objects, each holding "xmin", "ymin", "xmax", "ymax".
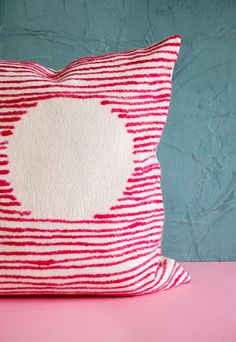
[{"xmin": 0, "ymin": 262, "xmax": 235, "ymax": 342}]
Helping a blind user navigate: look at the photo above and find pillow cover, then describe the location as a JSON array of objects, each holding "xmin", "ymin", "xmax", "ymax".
[{"xmin": 0, "ymin": 34, "xmax": 191, "ymax": 296}]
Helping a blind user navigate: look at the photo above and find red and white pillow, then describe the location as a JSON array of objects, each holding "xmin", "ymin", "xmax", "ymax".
[{"xmin": 0, "ymin": 34, "xmax": 191, "ymax": 296}]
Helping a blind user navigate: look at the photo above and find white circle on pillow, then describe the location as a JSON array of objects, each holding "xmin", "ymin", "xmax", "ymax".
[{"xmin": 7, "ymin": 97, "xmax": 133, "ymax": 220}]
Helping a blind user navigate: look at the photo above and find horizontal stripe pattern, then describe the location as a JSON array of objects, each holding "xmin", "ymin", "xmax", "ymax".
[{"xmin": 0, "ymin": 34, "xmax": 191, "ymax": 296}]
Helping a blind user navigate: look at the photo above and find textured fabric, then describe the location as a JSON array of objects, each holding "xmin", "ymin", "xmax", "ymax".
[{"xmin": 0, "ymin": 34, "xmax": 191, "ymax": 296}]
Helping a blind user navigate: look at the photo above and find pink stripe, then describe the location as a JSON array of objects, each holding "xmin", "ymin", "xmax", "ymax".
[
  {"xmin": 0, "ymin": 218, "xmax": 161, "ymax": 234},
  {"xmin": 0, "ymin": 91, "xmax": 168, "ymax": 105},
  {"xmin": 118, "ymin": 193, "xmax": 160, "ymax": 202},
  {"xmin": 133, "ymin": 135, "xmax": 161, "ymax": 141},
  {"xmin": 0, "ymin": 64, "xmax": 54, "ymax": 77},
  {"xmin": 0, "ymin": 217, "xmax": 163, "ymax": 234},
  {"xmin": 0, "ymin": 161, "xmax": 9, "ymax": 166},
  {"xmin": 0, "ymin": 240, "xmax": 159, "ymax": 256},
  {"xmin": 0, "ymin": 266, "xmax": 160, "ymax": 290},
  {"xmin": 74, "ymin": 72, "xmax": 171, "ymax": 81},
  {"xmin": 1, "ymin": 243, "xmax": 159, "ymax": 264},
  {"xmin": 0, "ymin": 247, "xmax": 159, "ymax": 268},
  {"xmin": 94, "ymin": 209, "xmax": 163, "ymax": 219},
  {"xmin": 0, "ymin": 88, "xmax": 171, "ymax": 101},
  {"xmin": 133, "ymin": 149, "xmax": 155, "ymax": 154},
  {"xmin": 0, "ymin": 111, "xmax": 26, "ymax": 116},
  {"xmin": 110, "ymin": 200, "xmax": 163, "ymax": 210},
  {"xmin": 123, "ymin": 186, "xmax": 161, "ymax": 196},
  {"xmin": 0, "ymin": 194, "xmax": 17, "ymax": 200},
  {"xmin": 1, "ymin": 232, "xmax": 160, "ymax": 247},
  {"xmin": 1, "ymin": 37, "xmax": 179, "ymax": 70},
  {"xmin": 57, "ymin": 47, "xmax": 178, "ymax": 71},
  {"xmin": 68, "ymin": 40, "xmax": 180, "ymax": 65},
  {"xmin": 128, "ymin": 127, "xmax": 163, "ymax": 134},
  {"xmin": 0, "ymin": 250, "xmax": 160, "ymax": 272},
  {"xmin": 125, "ymin": 181, "xmax": 159, "ymax": 191},
  {"xmin": 134, "ymin": 162, "xmax": 159, "ymax": 171},
  {"xmin": 58, "ymin": 65, "xmax": 171, "ymax": 78},
  {"xmin": 127, "ymin": 121, "xmax": 166, "ymax": 128},
  {"xmin": 132, "ymin": 165, "xmax": 159, "ymax": 176},
  {"xmin": 0, "ymin": 201, "xmax": 21, "ymax": 206},
  {"xmin": 0, "ymin": 208, "xmax": 30, "ymax": 216},
  {"xmin": 102, "ymin": 99, "xmax": 169, "ymax": 107},
  {"xmin": 0, "ymin": 91, "xmax": 167, "ymax": 104},
  {"xmin": 0, "ymin": 269, "xmax": 157, "ymax": 293},
  {"xmin": 134, "ymin": 261, "xmax": 169, "ymax": 295},
  {"xmin": 0, "ymin": 79, "xmax": 170, "ymax": 92},
  {"xmin": 0, "ymin": 130, "xmax": 13, "ymax": 136},
  {"xmin": 0, "ymin": 276, "xmax": 152, "ymax": 294},
  {"xmin": 128, "ymin": 175, "xmax": 160, "ymax": 183},
  {"xmin": 0, "ymin": 276, "xmax": 160, "ymax": 295},
  {"xmin": 119, "ymin": 112, "xmax": 167, "ymax": 119},
  {"xmin": 128, "ymin": 260, "xmax": 168, "ymax": 296},
  {"xmin": 0, "ymin": 39, "xmax": 178, "ymax": 70},
  {"xmin": 157, "ymin": 262, "xmax": 179, "ymax": 291},
  {"xmin": 114, "ymin": 106, "xmax": 169, "ymax": 113},
  {"xmin": 133, "ymin": 155, "xmax": 155, "ymax": 164},
  {"xmin": 0, "ymin": 245, "xmax": 157, "ymax": 266},
  {"xmin": 49, "ymin": 57, "xmax": 177, "ymax": 73},
  {"xmin": 134, "ymin": 142, "xmax": 157, "ymax": 149},
  {"xmin": 0, "ymin": 74, "xmax": 171, "ymax": 84},
  {"xmin": 0, "ymin": 66, "xmax": 172, "ymax": 80},
  {"xmin": 0, "ymin": 45, "xmax": 178, "ymax": 74},
  {"xmin": 0, "ymin": 127, "xmax": 14, "ymax": 130},
  {"xmin": 0, "ymin": 117, "xmax": 21, "ymax": 123},
  {"xmin": 0, "ymin": 170, "xmax": 9, "ymax": 175},
  {"xmin": 0, "ymin": 180, "xmax": 10, "ymax": 186},
  {"xmin": 0, "ymin": 271, "xmax": 161, "ymax": 295},
  {"xmin": 101, "ymin": 95, "xmax": 170, "ymax": 106},
  {"xmin": 0, "ymin": 211, "xmax": 160, "ymax": 224},
  {"xmin": 0, "ymin": 226, "xmax": 161, "ymax": 241},
  {"xmin": 64, "ymin": 49, "xmax": 177, "ymax": 70},
  {"xmin": 0, "ymin": 188, "xmax": 13, "ymax": 193},
  {"xmin": 0, "ymin": 270, "xmax": 155, "ymax": 293},
  {"xmin": 132, "ymin": 167, "xmax": 159, "ymax": 177},
  {"xmin": 0, "ymin": 256, "xmax": 158, "ymax": 280},
  {"xmin": 0, "ymin": 102, "xmax": 37, "ymax": 109},
  {"xmin": 0, "ymin": 72, "xmax": 171, "ymax": 84}
]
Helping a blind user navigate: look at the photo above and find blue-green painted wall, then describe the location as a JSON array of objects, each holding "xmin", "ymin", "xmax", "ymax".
[{"xmin": 0, "ymin": 0, "xmax": 236, "ymax": 261}]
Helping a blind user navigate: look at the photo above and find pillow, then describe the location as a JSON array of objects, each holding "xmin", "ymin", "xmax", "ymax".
[{"xmin": 0, "ymin": 34, "xmax": 191, "ymax": 296}]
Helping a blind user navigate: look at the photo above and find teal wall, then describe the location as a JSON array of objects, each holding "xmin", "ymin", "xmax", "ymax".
[{"xmin": 0, "ymin": 0, "xmax": 236, "ymax": 261}]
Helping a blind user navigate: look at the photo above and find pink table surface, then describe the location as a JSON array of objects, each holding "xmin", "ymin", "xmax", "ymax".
[{"xmin": 0, "ymin": 262, "xmax": 235, "ymax": 342}]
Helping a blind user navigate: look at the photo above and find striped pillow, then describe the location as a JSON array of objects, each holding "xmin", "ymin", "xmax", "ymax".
[{"xmin": 0, "ymin": 34, "xmax": 191, "ymax": 296}]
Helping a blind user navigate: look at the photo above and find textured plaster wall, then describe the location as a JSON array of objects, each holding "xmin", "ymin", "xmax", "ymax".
[{"xmin": 0, "ymin": 0, "xmax": 236, "ymax": 261}]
